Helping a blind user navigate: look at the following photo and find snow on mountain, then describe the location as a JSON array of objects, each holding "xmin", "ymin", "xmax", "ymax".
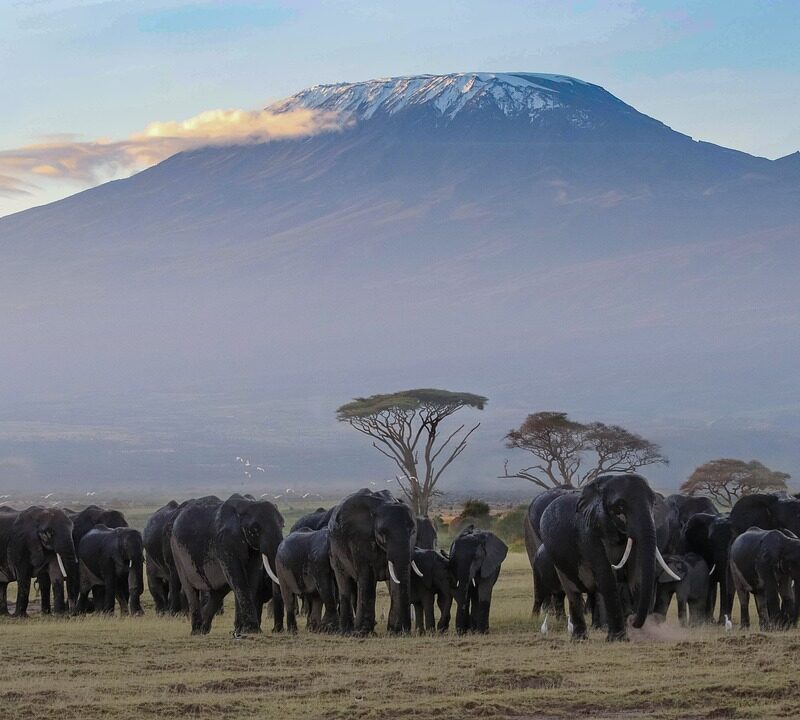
[{"xmin": 269, "ymin": 72, "xmax": 600, "ymax": 125}]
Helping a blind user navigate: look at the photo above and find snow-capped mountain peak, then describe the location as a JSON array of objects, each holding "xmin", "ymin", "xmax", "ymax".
[{"xmin": 268, "ymin": 72, "xmax": 598, "ymax": 124}]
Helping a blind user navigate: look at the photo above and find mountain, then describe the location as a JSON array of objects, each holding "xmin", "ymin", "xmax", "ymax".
[{"xmin": 0, "ymin": 73, "xmax": 798, "ymax": 496}]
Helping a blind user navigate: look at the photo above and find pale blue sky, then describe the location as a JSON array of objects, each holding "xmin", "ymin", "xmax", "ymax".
[{"xmin": 1, "ymin": 0, "xmax": 798, "ymax": 216}]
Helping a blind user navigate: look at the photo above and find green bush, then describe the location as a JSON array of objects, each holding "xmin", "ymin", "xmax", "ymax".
[{"xmin": 492, "ymin": 504, "xmax": 527, "ymax": 546}]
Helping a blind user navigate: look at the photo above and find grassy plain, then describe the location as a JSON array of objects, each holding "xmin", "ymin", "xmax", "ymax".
[{"xmin": 2, "ymin": 550, "xmax": 800, "ymax": 720}]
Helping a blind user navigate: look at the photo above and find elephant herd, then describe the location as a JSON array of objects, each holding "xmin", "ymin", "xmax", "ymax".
[
  {"xmin": 4, "ymin": 475, "xmax": 799, "ymax": 641},
  {"xmin": 525, "ymin": 473, "xmax": 800, "ymax": 640},
  {"xmin": 0, "ymin": 489, "xmax": 509, "ymax": 638}
]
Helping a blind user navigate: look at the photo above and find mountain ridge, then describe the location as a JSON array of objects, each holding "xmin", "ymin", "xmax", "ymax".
[{"xmin": 0, "ymin": 72, "xmax": 798, "ymax": 490}]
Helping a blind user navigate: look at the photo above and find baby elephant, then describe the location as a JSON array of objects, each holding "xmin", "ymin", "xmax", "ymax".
[
  {"xmin": 730, "ymin": 528, "xmax": 800, "ymax": 630},
  {"xmin": 449, "ymin": 526, "xmax": 508, "ymax": 633},
  {"xmin": 652, "ymin": 552, "xmax": 710, "ymax": 626},
  {"xmin": 77, "ymin": 526, "xmax": 145, "ymax": 615},
  {"xmin": 409, "ymin": 548, "xmax": 452, "ymax": 633},
  {"xmin": 275, "ymin": 526, "xmax": 338, "ymax": 633}
]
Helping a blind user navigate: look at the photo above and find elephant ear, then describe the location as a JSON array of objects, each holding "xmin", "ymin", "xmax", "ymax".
[
  {"xmin": 219, "ymin": 495, "xmax": 254, "ymax": 537},
  {"xmin": 658, "ymin": 558, "xmax": 686, "ymax": 583},
  {"xmin": 480, "ymin": 534, "xmax": 508, "ymax": 579},
  {"xmin": 577, "ymin": 476, "xmax": 610, "ymax": 528}
]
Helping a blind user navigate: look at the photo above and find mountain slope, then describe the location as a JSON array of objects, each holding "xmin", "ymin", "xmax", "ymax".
[{"xmin": 0, "ymin": 73, "xmax": 798, "ymax": 493}]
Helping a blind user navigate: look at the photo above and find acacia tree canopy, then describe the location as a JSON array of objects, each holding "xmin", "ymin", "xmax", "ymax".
[
  {"xmin": 500, "ymin": 411, "xmax": 667, "ymax": 489},
  {"xmin": 680, "ymin": 458, "xmax": 790, "ymax": 507},
  {"xmin": 336, "ymin": 389, "xmax": 487, "ymax": 516}
]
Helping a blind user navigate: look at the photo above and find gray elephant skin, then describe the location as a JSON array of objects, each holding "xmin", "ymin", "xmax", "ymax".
[
  {"xmin": 653, "ymin": 552, "xmax": 710, "ymax": 625},
  {"xmin": 143, "ymin": 500, "xmax": 189, "ymax": 615},
  {"xmin": 276, "ymin": 526, "xmax": 338, "ymax": 632},
  {"xmin": 0, "ymin": 506, "xmax": 79, "ymax": 616},
  {"xmin": 682, "ymin": 512, "xmax": 734, "ymax": 623},
  {"xmin": 328, "ymin": 489, "xmax": 417, "ymax": 635},
  {"xmin": 77, "ymin": 525, "xmax": 144, "ymax": 615},
  {"xmin": 730, "ymin": 528, "xmax": 800, "ymax": 630},
  {"xmin": 449, "ymin": 526, "xmax": 507, "ymax": 633},
  {"xmin": 540, "ymin": 473, "xmax": 673, "ymax": 641},
  {"xmin": 409, "ymin": 548, "xmax": 452, "ymax": 633},
  {"xmin": 171, "ymin": 494, "xmax": 284, "ymax": 635}
]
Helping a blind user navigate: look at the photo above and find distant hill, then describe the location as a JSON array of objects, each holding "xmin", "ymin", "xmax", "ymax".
[{"xmin": 0, "ymin": 73, "xmax": 798, "ymax": 494}]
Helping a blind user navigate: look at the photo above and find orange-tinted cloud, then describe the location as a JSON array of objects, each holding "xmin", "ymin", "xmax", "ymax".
[{"xmin": 0, "ymin": 107, "xmax": 343, "ymax": 197}]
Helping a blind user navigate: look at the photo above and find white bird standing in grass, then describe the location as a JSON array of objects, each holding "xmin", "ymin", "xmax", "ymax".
[
  {"xmin": 540, "ymin": 613, "xmax": 549, "ymax": 635},
  {"xmin": 724, "ymin": 614, "xmax": 733, "ymax": 631},
  {"xmin": 567, "ymin": 615, "xmax": 574, "ymax": 636}
]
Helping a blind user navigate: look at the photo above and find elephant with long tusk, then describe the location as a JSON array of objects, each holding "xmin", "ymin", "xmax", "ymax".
[
  {"xmin": 328, "ymin": 488, "xmax": 417, "ymax": 635},
  {"xmin": 171, "ymin": 494, "xmax": 285, "ymax": 636},
  {"xmin": 540, "ymin": 473, "xmax": 663, "ymax": 641}
]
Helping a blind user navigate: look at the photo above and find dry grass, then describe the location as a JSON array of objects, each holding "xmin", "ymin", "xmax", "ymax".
[{"xmin": 2, "ymin": 553, "xmax": 800, "ymax": 719}]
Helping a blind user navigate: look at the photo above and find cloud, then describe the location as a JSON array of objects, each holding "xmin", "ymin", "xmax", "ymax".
[{"xmin": 0, "ymin": 106, "xmax": 343, "ymax": 197}]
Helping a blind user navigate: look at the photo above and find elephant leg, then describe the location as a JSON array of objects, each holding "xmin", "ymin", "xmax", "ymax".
[
  {"xmin": 308, "ymin": 596, "xmax": 323, "ymax": 632},
  {"xmin": 589, "ymin": 592, "xmax": 604, "ymax": 629},
  {"xmin": 591, "ymin": 560, "xmax": 625, "ymax": 641},
  {"xmin": 412, "ymin": 601, "xmax": 425, "ymax": 634},
  {"xmin": 100, "ymin": 562, "xmax": 117, "ymax": 615},
  {"xmin": 436, "ymin": 592, "xmax": 451, "ymax": 633},
  {"xmin": 270, "ymin": 581, "xmax": 284, "ymax": 633},
  {"xmin": 200, "ymin": 587, "xmax": 227, "ymax": 633},
  {"xmin": 423, "ymin": 594, "xmax": 436, "ymax": 634},
  {"xmin": 754, "ymin": 591, "xmax": 772, "ymax": 631},
  {"xmin": 317, "ymin": 575, "xmax": 338, "ymax": 633},
  {"xmin": 476, "ymin": 581, "xmax": 494, "ymax": 633},
  {"xmin": 468, "ymin": 583, "xmax": 480, "ymax": 631},
  {"xmin": 354, "ymin": 568, "xmax": 376, "ymax": 635},
  {"xmin": 284, "ymin": 589, "xmax": 298, "ymax": 633},
  {"xmin": 168, "ymin": 568, "xmax": 183, "ymax": 615},
  {"xmin": 0, "ymin": 582, "xmax": 8, "ymax": 615},
  {"xmin": 737, "ymin": 590, "xmax": 750, "ymax": 629},
  {"xmin": 222, "ymin": 561, "xmax": 259, "ymax": 634},
  {"xmin": 147, "ymin": 565, "xmax": 167, "ymax": 614},
  {"xmin": 14, "ymin": 568, "xmax": 32, "ymax": 617},
  {"xmin": 565, "ymin": 588, "xmax": 588, "ymax": 640},
  {"xmin": 52, "ymin": 578, "xmax": 67, "ymax": 615},
  {"xmin": 38, "ymin": 573, "xmax": 52, "ymax": 615},
  {"xmin": 677, "ymin": 598, "xmax": 687, "ymax": 626},
  {"xmin": 187, "ymin": 589, "xmax": 205, "ymax": 634}
]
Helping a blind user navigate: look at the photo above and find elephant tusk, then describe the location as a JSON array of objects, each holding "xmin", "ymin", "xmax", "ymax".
[
  {"xmin": 56, "ymin": 553, "xmax": 67, "ymax": 579},
  {"xmin": 472, "ymin": 577, "xmax": 477, "ymax": 587},
  {"xmin": 655, "ymin": 547, "xmax": 681, "ymax": 581},
  {"xmin": 456, "ymin": 580, "xmax": 459, "ymax": 588},
  {"xmin": 262, "ymin": 554, "xmax": 280, "ymax": 586},
  {"xmin": 387, "ymin": 560, "xmax": 400, "ymax": 585},
  {"xmin": 611, "ymin": 538, "xmax": 633, "ymax": 570},
  {"xmin": 129, "ymin": 560, "xmax": 133, "ymax": 569},
  {"xmin": 411, "ymin": 560, "xmax": 424, "ymax": 578},
  {"xmin": 708, "ymin": 564, "xmax": 716, "ymax": 576}
]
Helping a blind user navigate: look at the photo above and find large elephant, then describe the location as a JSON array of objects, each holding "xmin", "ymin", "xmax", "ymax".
[
  {"xmin": 275, "ymin": 526, "xmax": 338, "ymax": 633},
  {"xmin": 523, "ymin": 487, "xmax": 576, "ymax": 614},
  {"xmin": 328, "ymin": 488, "xmax": 417, "ymax": 635},
  {"xmin": 540, "ymin": 473, "xmax": 678, "ymax": 641},
  {"xmin": 415, "ymin": 517, "xmax": 438, "ymax": 550},
  {"xmin": 171, "ymin": 494, "xmax": 284, "ymax": 635},
  {"xmin": 652, "ymin": 552, "xmax": 710, "ymax": 626},
  {"xmin": 682, "ymin": 512, "xmax": 734, "ymax": 623},
  {"xmin": 449, "ymin": 526, "xmax": 507, "ymax": 633},
  {"xmin": 290, "ymin": 507, "xmax": 333, "ymax": 533},
  {"xmin": 661, "ymin": 494, "xmax": 718, "ymax": 553},
  {"xmin": 77, "ymin": 526, "xmax": 144, "ymax": 615},
  {"xmin": 730, "ymin": 493, "xmax": 800, "ymax": 537},
  {"xmin": 143, "ymin": 500, "xmax": 188, "ymax": 614},
  {"xmin": 40, "ymin": 504, "xmax": 129, "ymax": 614},
  {"xmin": 409, "ymin": 548, "xmax": 452, "ymax": 633},
  {"xmin": 730, "ymin": 528, "xmax": 800, "ymax": 630},
  {"xmin": 0, "ymin": 506, "xmax": 79, "ymax": 616}
]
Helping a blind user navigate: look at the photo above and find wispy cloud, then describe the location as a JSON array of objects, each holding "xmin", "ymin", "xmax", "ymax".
[{"xmin": 0, "ymin": 106, "xmax": 343, "ymax": 197}]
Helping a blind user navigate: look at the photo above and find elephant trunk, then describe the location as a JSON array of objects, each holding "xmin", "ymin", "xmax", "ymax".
[
  {"xmin": 54, "ymin": 538, "xmax": 79, "ymax": 611},
  {"xmin": 630, "ymin": 509, "xmax": 657, "ymax": 629},
  {"xmin": 387, "ymin": 552, "xmax": 412, "ymax": 632}
]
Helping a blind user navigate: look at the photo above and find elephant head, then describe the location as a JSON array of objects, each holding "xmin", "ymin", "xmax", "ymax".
[
  {"xmin": 449, "ymin": 526, "xmax": 508, "ymax": 594},
  {"xmin": 578, "ymin": 473, "xmax": 673, "ymax": 628},
  {"xmin": 219, "ymin": 494, "xmax": 285, "ymax": 586}
]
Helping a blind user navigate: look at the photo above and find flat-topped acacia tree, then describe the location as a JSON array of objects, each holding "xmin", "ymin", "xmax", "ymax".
[{"xmin": 336, "ymin": 389, "xmax": 487, "ymax": 517}]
